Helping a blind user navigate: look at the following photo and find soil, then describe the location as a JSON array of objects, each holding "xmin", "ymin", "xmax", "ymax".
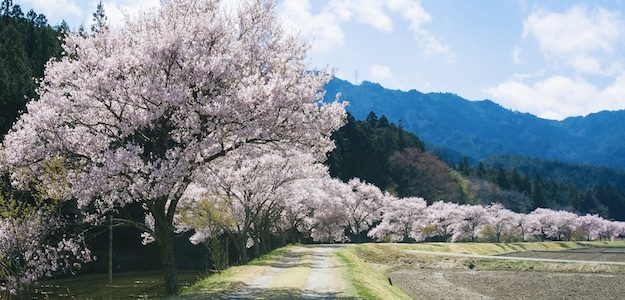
[
  {"xmin": 389, "ymin": 269, "xmax": 625, "ymax": 300},
  {"xmin": 499, "ymin": 247, "xmax": 625, "ymax": 262}
]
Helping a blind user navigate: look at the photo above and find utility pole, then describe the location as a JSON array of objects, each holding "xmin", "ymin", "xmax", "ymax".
[{"xmin": 108, "ymin": 214, "xmax": 113, "ymax": 285}]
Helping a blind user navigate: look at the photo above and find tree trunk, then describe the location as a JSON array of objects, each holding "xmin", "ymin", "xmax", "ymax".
[
  {"xmin": 225, "ymin": 237, "xmax": 230, "ymax": 268},
  {"xmin": 154, "ymin": 215, "xmax": 178, "ymax": 295},
  {"xmin": 253, "ymin": 237, "xmax": 260, "ymax": 258},
  {"xmin": 238, "ymin": 234, "xmax": 249, "ymax": 264},
  {"xmin": 265, "ymin": 231, "xmax": 272, "ymax": 252}
]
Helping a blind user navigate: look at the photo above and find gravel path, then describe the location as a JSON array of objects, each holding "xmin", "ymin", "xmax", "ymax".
[
  {"xmin": 302, "ymin": 246, "xmax": 350, "ymax": 299},
  {"xmin": 226, "ymin": 246, "xmax": 351, "ymax": 299},
  {"xmin": 227, "ymin": 247, "xmax": 307, "ymax": 299},
  {"xmin": 405, "ymin": 249, "xmax": 625, "ymax": 265}
]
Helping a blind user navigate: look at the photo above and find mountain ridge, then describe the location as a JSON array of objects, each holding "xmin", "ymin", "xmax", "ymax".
[{"xmin": 325, "ymin": 78, "xmax": 625, "ymax": 169}]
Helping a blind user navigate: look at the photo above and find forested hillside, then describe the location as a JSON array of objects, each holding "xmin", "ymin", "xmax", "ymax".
[
  {"xmin": 0, "ymin": 2, "xmax": 66, "ymax": 135},
  {"xmin": 327, "ymin": 113, "xmax": 625, "ymax": 220},
  {"xmin": 482, "ymin": 155, "xmax": 625, "ymax": 190},
  {"xmin": 326, "ymin": 112, "xmax": 468, "ymax": 203},
  {"xmin": 452, "ymin": 158, "xmax": 625, "ymax": 220}
]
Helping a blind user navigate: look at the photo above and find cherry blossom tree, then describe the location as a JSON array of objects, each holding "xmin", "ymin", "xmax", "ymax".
[
  {"xmin": 526, "ymin": 208, "xmax": 557, "ymax": 241},
  {"xmin": 598, "ymin": 220, "xmax": 625, "ymax": 241},
  {"xmin": 526, "ymin": 208, "xmax": 579, "ymax": 241},
  {"xmin": 0, "ymin": 0, "xmax": 345, "ymax": 293},
  {"xmin": 552, "ymin": 210, "xmax": 578, "ymax": 241},
  {"xmin": 0, "ymin": 209, "xmax": 91, "ymax": 295},
  {"xmin": 451, "ymin": 204, "xmax": 491, "ymax": 242},
  {"xmin": 277, "ymin": 179, "xmax": 317, "ymax": 243},
  {"xmin": 486, "ymin": 203, "xmax": 521, "ymax": 242},
  {"xmin": 178, "ymin": 150, "xmax": 327, "ymax": 263},
  {"xmin": 368, "ymin": 196, "xmax": 427, "ymax": 242},
  {"xmin": 344, "ymin": 178, "xmax": 388, "ymax": 241},
  {"xmin": 415, "ymin": 201, "xmax": 463, "ymax": 241},
  {"xmin": 576, "ymin": 214, "xmax": 604, "ymax": 241},
  {"xmin": 303, "ymin": 177, "xmax": 351, "ymax": 243}
]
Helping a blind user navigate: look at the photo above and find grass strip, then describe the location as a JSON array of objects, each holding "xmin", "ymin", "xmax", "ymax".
[{"xmin": 336, "ymin": 246, "xmax": 411, "ymax": 300}]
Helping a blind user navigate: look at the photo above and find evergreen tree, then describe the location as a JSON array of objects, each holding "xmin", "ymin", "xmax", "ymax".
[
  {"xmin": 10, "ymin": 3, "xmax": 21, "ymax": 18},
  {"xmin": 0, "ymin": 0, "xmax": 11, "ymax": 16},
  {"xmin": 531, "ymin": 177, "xmax": 546, "ymax": 209},
  {"xmin": 496, "ymin": 168, "xmax": 510, "ymax": 190},
  {"xmin": 57, "ymin": 20, "xmax": 70, "ymax": 35},
  {"xmin": 458, "ymin": 157, "xmax": 471, "ymax": 176},
  {"xmin": 476, "ymin": 162, "xmax": 486, "ymax": 178},
  {"xmin": 0, "ymin": 2, "xmax": 63, "ymax": 136},
  {"xmin": 91, "ymin": 1, "xmax": 108, "ymax": 34},
  {"xmin": 0, "ymin": 22, "xmax": 33, "ymax": 135}
]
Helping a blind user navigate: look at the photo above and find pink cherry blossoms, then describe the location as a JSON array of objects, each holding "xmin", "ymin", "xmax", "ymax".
[
  {"xmin": 0, "ymin": 210, "xmax": 92, "ymax": 294},
  {"xmin": 369, "ymin": 201, "xmax": 625, "ymax": 243},
  {"xmin": 0, "ymin": 0, "xmax": 346, "ymax": 294}
]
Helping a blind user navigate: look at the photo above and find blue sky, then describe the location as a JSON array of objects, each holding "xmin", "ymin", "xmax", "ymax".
[{"xmin": 16, "ymin": 0, "xmax": 625, "ymax": 120}]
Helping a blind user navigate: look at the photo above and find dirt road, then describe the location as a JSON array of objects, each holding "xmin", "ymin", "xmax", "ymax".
[{"xmin": 225, "ymin": 245, "xmax": 353, "ymax": 299}]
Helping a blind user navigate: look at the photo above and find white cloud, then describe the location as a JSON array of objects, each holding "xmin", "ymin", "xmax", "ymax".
[
  {"xmin": 21, "ymin": 0, "xmax": 82, "ymax": 24},
  {"xmin": 385, "ymin": 0, "xmax": 431, "ymax": 30},
  {"xmin": 523, "ymin": 5, "xmax": 624, "ymax": 75},
  {"xmin": 486, "ymin": 75, "xmax": 625, "ymax": 120},
  {"xmin": 97, "ymin": 0, "xmax": 161, "ymax": 28},
  {"xmin": 279, "ymin": 0, "xmax": 450, "ymax": 55},
  {"xmin": 369, "ymin": 64, "xmax": 394, "ymax": 83},
  {"xmin": 279, "ymin": 0, "xmax": 345, "ymax": 52},
  {"xmin": 327, "ymin": 0, "xmax": 394, "ymax": 32}
]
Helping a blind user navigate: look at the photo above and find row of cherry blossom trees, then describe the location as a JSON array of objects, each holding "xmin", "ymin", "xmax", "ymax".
[
  {"xmin": 180, "ymin": 159, "xmax": 625, "ymax": 261},
  {"xmin": 369, "ymin": 200, "xmax": 625, "ymax": 243},
  {"xmin": 174, "ymin": 154, "xmax": 391, "ymax": 257}
]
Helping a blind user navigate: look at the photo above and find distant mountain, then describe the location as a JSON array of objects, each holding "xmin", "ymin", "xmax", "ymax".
[{"xmin": 325, "ymin": 78, "xmax": 625, "ymax": 169}]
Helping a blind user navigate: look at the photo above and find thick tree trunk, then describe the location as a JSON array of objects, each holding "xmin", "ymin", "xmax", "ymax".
[
  {"xmin": 154, "ymin": 214, "xmax": 178, "ymax": 295},
  {"xmin": 160, "ymin": 231, "xmax": 178, "ymax": 295}
]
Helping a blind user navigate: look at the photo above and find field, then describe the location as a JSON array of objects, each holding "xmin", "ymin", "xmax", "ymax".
[
  {"xmin": 499, "ymin": 247, "xmax": 625, "ymax": 262},
  {"xmin": 389, "ymin": 269, "xmax": 625, "ymax": 300},
  {"xmin": 339, "ymin": 241, "xmax": 625, "ymax": 300}
]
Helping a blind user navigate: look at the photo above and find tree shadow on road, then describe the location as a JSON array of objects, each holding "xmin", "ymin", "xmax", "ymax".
[{"xmin": 183, "ymin": 286, "xmax": 356, "ymax": 299}]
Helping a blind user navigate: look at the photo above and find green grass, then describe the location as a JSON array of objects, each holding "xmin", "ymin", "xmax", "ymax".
[
  {"xmin": 346, "ymin": 242, "xmax": 625, "ymax": 275},
  {"xmin": 336, "ymin": 246, "xmax": 411, "ymax": 300},
  {"xmin": 467, "ymin": 257, "xmax": 625, "ymax": 273},
  {"xmin": 29, "ymin": 270, "xmax": 203, "ymax": 299},
  {"xmin": 397, "ymin": 240, "xmax": 625, "ymax": 255}
]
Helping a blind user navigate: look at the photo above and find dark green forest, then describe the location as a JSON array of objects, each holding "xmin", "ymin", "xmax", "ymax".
[
  {"xmin": 0, "ymin": 0, "xmax": 67, "ymax": 135},
  {"xmin": 454, "ymin": 157, "xmax": 625, "ymax": 219}
]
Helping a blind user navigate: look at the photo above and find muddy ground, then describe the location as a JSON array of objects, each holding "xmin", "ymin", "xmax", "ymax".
[
  {"xmin": 389, "ymin": 269, "xmax": 625, "ymax": 300},
  {"xmin": 499, "ymin": 247, "xmax": 625, "ymax": 262}
]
